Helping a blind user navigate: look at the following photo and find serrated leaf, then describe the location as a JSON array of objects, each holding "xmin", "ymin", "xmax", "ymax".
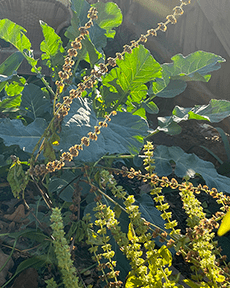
[
  {"xmin": 154, "ymin": 145, "xmax": 230, "ymax": 193},
  {"xmin": 20, "ymin": 84, "xmax": 51, "ymax": 120},
  {"xmin": 0, "ymin": 118, "xmax": 47, "ymax": 152},
  {"xmin": 5, "ymin": 75, "xmax": 26, "ymax": 96},
  {"xmin": 93, "ymin": 2, "xmax": 122, "ymax": 38},
  {"xmin": 102, "ymin": 45, "xmax": 162, "ymax": 116},
  {"xmin": 59, "ymin": 98, "xmax": 149, "ymax": 162},
  {"xmin": 152, "ymin": 51, "xmax": 225, "ymax": 98}
]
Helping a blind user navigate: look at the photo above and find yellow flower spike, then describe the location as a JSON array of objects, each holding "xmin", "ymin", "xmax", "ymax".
[{"xmin": 217, "ymin": 209, "xmax": 230, "ymax": 236}]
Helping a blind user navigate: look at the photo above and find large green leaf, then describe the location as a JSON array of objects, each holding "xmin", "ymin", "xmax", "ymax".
[
  {"xmin": 152, "ymin": 51, "xmax": 225, "ymax": 98},
  {"xmin": 102, "ymin": 45, "xmax": 162, "ymax": 116},
  {"xmin": 58, "ymin": 97, "xmax": 149, "ymax": 162},
  {"xmin": 154, "ymin": 145, "xmax": 230, "ymax": 193},
  {"xmin": 20, "ymin": 84, "xmax": 51, "ymax": 120},
  {"xmin": 93, "ymin": 2, "xmax": 122, "ymax": 38},
  {"xmin": 40, "ymin": 21, "xmax": 65, "ymax": 71},
  {"xmin": 157, "ymin": 99, "xmax": 230, "ymax": 135},
  {"xmin": 0, "ymin": 118, "xmax": 47, "ymax": 152},
  {"xmin": 0, "ymin": 19, "xmax": 38, "ymax": 69}
]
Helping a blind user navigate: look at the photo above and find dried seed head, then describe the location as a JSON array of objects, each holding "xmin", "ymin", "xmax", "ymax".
[
  {"xmin": 123, "ymin": 44, "xmax": 132, "ymax": 54},
  {"xmin": 85, "ymin": 20, "xmax": 93, "ymax": 28},
  {"xmin": 81, "ymin": 136, "xmax": 90, "ymax": 146},
  {"xmin": 99, "ymin": 63, "xmax": 108, "ymax": 73},
  {"xmin": 173, "ymin": 6, "xmax": 184, "ymax": 15},
  {"xmin": 87, "ymin": 7, "xmax": 98, "ymax": 20},
  {"xmin": 77, "ymin": 82, "xmax": 86, "ymax": 92},
  {"xmin": 130, "ymin": 40, "xmax": 139, "ymax": 47},
  {"xmin": 107, "ymin": 57, "xmax": 117, "ymax": 67},
  {"xmin": 69, "ymin": 146, "xmax": 79, "ymax": 157},
  {"xmin": 139, "ymin": 34, "xmax": 148, "ymax": 43},
  {"xmin": 166, "ymin": 14, "xmax": 177, "ymax": 24},
  {"xmin": 61, "ymin": 152, "xmax": 73, "ymax": 162},
  {"xmin": 115, "ymin": 52, "xmax": 123, "ymax": 60},
  {"xmin": 111, "ymin": 111, "xmax": 117, "ymax": 116},
  {"xmin": 147, "ymin": 29, "xmax": 157, "ymax": 36},
  {"xmin": 180, "ymin": 0, "xmax": 191, "ymax": 4},
  {"xmin": 94, "ymin": 126, "xmax": 100, "ymax": 134},
  {"xmin": 68, "ymin": 48, "xmax": 78, "ymax": 57},
  {"xmin": 158, "ymin": 22, "xmax": 167, "ymax": 32},
  {"xmin": 79, "ymin": 27, "xmax": 89, "ymax": 36},
  {"xmin": 71, "ymin": 41, "xmax": 82, "ymax": 50}
]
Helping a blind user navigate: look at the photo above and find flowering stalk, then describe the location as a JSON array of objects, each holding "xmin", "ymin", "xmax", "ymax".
[{"xmin": 50, "ymin": 207, "xmax": 80, "ymax": 288}]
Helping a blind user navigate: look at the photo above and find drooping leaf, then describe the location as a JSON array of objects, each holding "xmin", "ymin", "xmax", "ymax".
[
  {"xmin": 152, "ymin": 51, "xmax": 225, "ymax": 98},
  {"xmin": 154, "ymin": 145, "xmax": 230, "ymax": 193},
  {"xmin": 40, "ymin": 21, "xmax": 65, "ymax": 71},
  {"xmin": 102, "ymin": 45, "xmax": 162, "ymax": 116},
  {"xmin": 20, "ymin": 83, "xmax": 51, "ymax": 120},
  {"xmin": 157, "ymin": 99, "xmax": 230, "ymax": 135},
  {"xmin": 59, "ymin": 98, "xmax": 149, "ymax": 162},
  {"xmin": 0, "ymin": 95, "xmax": 21, "ymax": 113},
  {"xmin": 0, "ymin": 118, "xmax": 47, "ymax": 152},
  {"xmin": 0, "ymin": 19, "xmax": 38, "ymax": 68},
  {"xmin": 93, "ymin": 1, "xmax": 122, "ymax": 38}
]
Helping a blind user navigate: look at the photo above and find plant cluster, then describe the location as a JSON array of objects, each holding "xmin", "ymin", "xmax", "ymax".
[{"xmin": 0, "ymin": 0, "xmax": 230, "ymax": 287}]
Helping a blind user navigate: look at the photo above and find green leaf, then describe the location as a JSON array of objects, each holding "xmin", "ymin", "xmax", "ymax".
[
  {"xmin": 157, "ymin": 99, "xmax": 230, "ymax": 135},
  {"xmin": 40, "ymin": 21, "xmax": 65, "ymax": 70},
  {"xmin": 0, "ymin": 118, "xmax": 47, "ymax": 152},
  {"xmin": 93, "ymin": 2, "xmax": 122, "ymax": 38},
  {"xmin": 0, "ymin": 19, "xmax": 38, "ymax": 68},
  {"xmin": 102, "ymin": 45, "xmax": 162, "ymax": 115},
  {"xmin": 142, "ymin": 101, "xmax": 159, "ymax": 114},
  {"xmin": 154, "ymin": 145, "xmax": 230, "ymax": 193},
  {"xmin": 59, "ymin": 98, "xmax": 149, "ymax": 162},
  {"xmin": 0, "ymin": 95, "xmax": 21, "ymax": 113},
  {"xmin": 152, "ymin": 51, "xmax": 225, "ymax": 98},
  {"xmin": 20, "ymin": 84, "xmax": 51, "ymax": 120},
  {"xmin": 4, "ymin": 75, "xmax": 26, "ymax": 96},
  {"xmin": 0, "ymin": 52, "xmax": 24, "ymax": 92},
  {"xmin": 49, "ymin": 170, "xmax": 87, "ymax": 202}
]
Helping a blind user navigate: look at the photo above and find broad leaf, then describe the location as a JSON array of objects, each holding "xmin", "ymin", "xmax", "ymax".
[
  {"xmin": 59, "ymin": 97, "xmax": 149, "ymax": 162},
  {"xmin": 0, "ymin": 118, "xmax": 47, "ymax": 152},
  {"xmin": 0, "ymin": 19, "xmax": 38, "ymax": 68},
  {"xmin": 20, "ymin": 84, "xmax": 51, "ymax": 120},
  {"xmin": 93, "ymin": 1, "xmax": 122, "ymax": 38},
  {"xmin": 40, "ymin": 21, "xmax": 65, "ymax": 71},
  {"xmin": 102, "ymin": 45, "xmax": 162, "ymax": 116},
  {"xmin": 152, "ymin": 51, "xmax": 225, "ymax": 98},
  {"xmin": 154, "ymin": 145, "xmax": 230, "ymax": 193},
  {"xmin": 157, "ymin": 99, "xmax": 230, "ymax": 135}
]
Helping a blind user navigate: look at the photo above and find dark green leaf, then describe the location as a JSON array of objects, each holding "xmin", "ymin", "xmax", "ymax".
[
  {"xmin": 154, "ymin": 145, "xmax": 230, "ymax": 193},
  {"xmin": 0, "ymin": 118, "xmax": 47, "ymax": 152},
  {"xmin": 59, "ymin": 98, "xmax": 149, "ymax": 162},
  {"xmin": 20, "ymin": 84, "xmax": 51, "ymax": 120}
]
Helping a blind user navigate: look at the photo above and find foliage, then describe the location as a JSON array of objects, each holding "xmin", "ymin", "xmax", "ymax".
[{"xmin": 0, "ymin": 0, "xmax": 230, "ymax": 287}]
